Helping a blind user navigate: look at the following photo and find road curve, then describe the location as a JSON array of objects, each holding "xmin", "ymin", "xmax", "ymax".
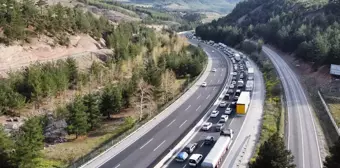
[
  {"xmin": 262, "ymin": 46, "xmax": 322, "ymax": 168},
  {"xmin": 85, "ymin": 41, "xmax": 231, "ymax": 168}
]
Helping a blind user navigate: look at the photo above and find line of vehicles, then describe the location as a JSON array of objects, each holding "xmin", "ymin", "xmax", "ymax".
[{"xmin": 172, "ymin": 34, "xmax": 255, "ymax": 168}]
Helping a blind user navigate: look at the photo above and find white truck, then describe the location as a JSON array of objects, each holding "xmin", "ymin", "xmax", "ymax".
[
  {"xmin": 247, "ymin": 67, "xmax": 254, "ymax": 80},
  {"xmin": 246, "ymin": 80, "xmax": 254, "ymax": 91},
  {"xmin": 234, "ymin": 53, "xmax": 241, "ymax": 61},
  {"xmin": 201, "ymin": 129, "xmax": 234, "ymax": 168}
]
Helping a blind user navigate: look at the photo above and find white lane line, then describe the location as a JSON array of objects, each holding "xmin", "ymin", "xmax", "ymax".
[
  {"xmin": 213, "ymin": 87, "xmax": 216, "ymax": 90},
  {"xmin": 179, "ymin": 120, "xmax": 187, "ymax": 128},
  {"xmin": 166, "ymin": 119, "xmax": 176, "ymax": 127},
  {"xmin": 221, "ymin": 73, "xmax": 223, "ymax": 76},
  {"xmin": 197, "ymin": 94, "xmax": 201, "ymax": 99},
  {"xmin": 210, "ymin": 79, "xmax": 212, "ymax": 83},
  {"xmin": 185, "ymin": 105, "xmax": 191, "ymax": 111},
  {"xmin": 182, "ymin": 164, "xmax": 187, "ymax": 168},
  {"xmin": 229, "ymin": 117, "xmax": 235, "ymax": 126},
  {"xmin": 200, "ymin": 142, "xmax": 204, "ymax": 147},
  {"xmin": 114, "ymin": 164, "xmax": 120, "ymax": 168},
  {"xmin": 222, "ymin": 69, "xmax": 224, "ymax": 71},
  {"xmin": 196, "ymin": 105, "xmax": 201, "ymax": 111},
  {"xmin": 140, "ymin": 138, "xmax": 153, "ymax": 149},
  {"xmin": 218, "ymin": 79, "xmax": 220, "ymax": 83},
  {"xmin": 206, "ymin": 94, "xmax": 210, "ymax": 99},
  {"xmin": 154, "ymin": 140, "xmax": 166, "ymax": 151},
  {"xmin": 214, "ymin": 73, "xmax": 216, "ymax": 76}
]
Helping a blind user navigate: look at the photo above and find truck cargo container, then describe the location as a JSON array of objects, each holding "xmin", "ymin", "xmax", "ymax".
[
  {"xmin": 236, "ymin": 92, "xmax": 250, "ymax": 115},
  {"xmin": 247, "ymin": 68, "xmax": 254, "ymax": 80},
  {"xmin": 201, "ymin": 129, "xmax": 234, "ymax": 168},
  {"xmin": 246, "ymin": 80, "xmax": 254, "ymax": 92}
]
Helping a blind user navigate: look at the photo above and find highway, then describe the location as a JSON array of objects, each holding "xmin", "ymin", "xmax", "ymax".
[
  {"xmin": 95, "ymin": 39, "xmax": 231, "ymax": 168},
  {"xmin": 165, "ymin": 48, "xmax": 265, "ymax": 168},
  {"xmin": 263, "ymin": 46, "xmax": 322, "ymax": 168}
]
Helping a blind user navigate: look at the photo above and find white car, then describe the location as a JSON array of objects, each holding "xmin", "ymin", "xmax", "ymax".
[
  {"xmin": 201, "ymin": 122, "xmax": 213, "ymax": 131},
  {"xmin": 219, "ymin": 101, "xmax": 227, "ymax": 107},
  {"xmin": 225, "ymin": 108, "xmax": 232, "ymax": 115},
  {"xmin": 220, "ymin": 115, "xmax": 229, "ymax": 123},
  {"xmin": 212, "ymin": 68, "xmax": 217, "ymax": 72},
  {"xmin": 210, "ymin": 110, "xmax": 219, "ymax": 118},
  {"xmin": 229, "ymin": 84, "xmax": 235, "ymax": 89},
  {"xmin": 201, "ymin": 82, "xmax": 207, "ymax": 87}
]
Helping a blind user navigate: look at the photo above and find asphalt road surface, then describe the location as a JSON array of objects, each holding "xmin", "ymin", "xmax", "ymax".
[
  {"xmin": 263, "ymin": 46, "xmax": 322, "ymax": 168},
  {"xmin": 98, "ymin": 40, "xmax": 231, "ymax": 168},
  {"xmin": 166, "ymin": 48, "xmax": 250, "ymax": 168}
]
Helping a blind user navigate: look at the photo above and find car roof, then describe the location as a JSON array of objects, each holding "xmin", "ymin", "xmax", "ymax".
[
  {"xmin": 190, "ymin": 154, "xmax": 202, "ymax": 160},
  {"xmin": 177, "ymin": 152, "xmax": 188, "ymax": 159}
]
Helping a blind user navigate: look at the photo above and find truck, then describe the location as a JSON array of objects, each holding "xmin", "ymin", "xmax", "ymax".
[
  {"xmin": 234, "ymin": 53, "xmax": 241, "ymax": 61},
  {"xmin": 218, "ymin": 42, "xmax": 226, "ymax": 48},
  {"xmin": 245, "ymin": 61, "xmax": 252, "ymax": 69},
  {"xmin": 201, "ymin": 129, "xmax": 234, "ymax": 168},
  {"xmin": 236, "ymin": 91, "xmax": 250, "ymax": 115},
  {"xmin": 247, "ymin": 67, "xmax": 254, "ymax": 80},
  {"xmin": 246, "ymin": 80, "xmax": 254, "ymax": 91}
]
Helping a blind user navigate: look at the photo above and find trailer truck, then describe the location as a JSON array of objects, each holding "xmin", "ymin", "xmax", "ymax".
[
  {"xmin": 201, "ymin": 129, "xmax": 234, "ymax": 168},
  {"xmin": 236, "ymin": 91, "xmax": 250, "ymax": 115}
]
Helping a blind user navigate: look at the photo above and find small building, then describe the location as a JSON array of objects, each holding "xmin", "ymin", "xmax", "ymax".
[{"xmin": 330, "ymin": 64, "xmax": 340, "ymax": 76}]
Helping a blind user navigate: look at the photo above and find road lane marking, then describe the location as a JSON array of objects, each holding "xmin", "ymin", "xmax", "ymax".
[
  {"xmin": 214, "ymin": 73, "xmax": 216, "ymax": 76},
  {"xmin": 114, "ymin": 164, "xmax": 120, "ymax": 168},
  {"xmin": 185, "ymin": 105, "xmax": 191, "ymax": 111},
  {"xmin": 206, "ymin": 94, "xmax": 210, "ymax": 99},
  {"xmin": 182, "ymin": 164, "xmax": 187, "ymax": 168},
  {"xmin": 154, "ymin": 140, "xmax": 166, "ymax": 151},
  {"xmin": 213, "ymin": 87, "xmax": 216, "ymax": 90},
  {"xmin": 166, "ymin": 119, "xmax": 176, "ymax": 127},
  {"xmin": 140, "ymin": 138, "xmax": 153, "ymax": 149},
  {"xmin": 200, "ymin": 142, "xmax": 204, "ymax": 147},
  {"xmin": 218, "ymin": 79, "xmax": 220, "ymax": 83},
  {"xmin": 179, "ymin": 120, "xmax": 187, "ymax": 128},
  {"xmin": 197, "ymin": 94, "xmax": 201, "ymax": 99},
  {"xmin": 221, "ymin": 73, "xmax": 223, "ymax": 76},
  {"xmin": 210, "ymin": 79, "xmax": 212, "ymax": 83},
  {"xmin": 196, "ymin": 105, "xmax": 201, "ymax": 111},
  {"xmin": 222, "ymin": 69, "xmax": 224, "ymax": 71}
]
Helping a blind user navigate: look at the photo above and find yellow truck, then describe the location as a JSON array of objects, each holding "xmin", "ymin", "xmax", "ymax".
[{"xmin": 236, "ymin": 91, "xmax": 250, "ymax": 115}]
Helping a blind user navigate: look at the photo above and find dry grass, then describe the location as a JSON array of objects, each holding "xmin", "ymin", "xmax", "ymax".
[{"xmin": 326, "ymin": 101, "xmax": 340, "ymax": 127}]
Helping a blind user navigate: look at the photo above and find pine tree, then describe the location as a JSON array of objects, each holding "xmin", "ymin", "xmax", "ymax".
[
  {"xmin": 100, "ymin": 86, "xmax": 122, "ymax": 118},
  {"xmin": 249, "ymin": 133, "xmax": 296, "ymax": 168},
  {"xmin": 14, "ymin": 117, "xmax": 44, "ymax": 168},
  {"xmin": 0, "ymin": 126, "xmax": 15, "ymax": 168},
  {"xmin": 324, "ymin": 137, "xmax": 340, "ymax": 168},
  {"xmin": 83, "ymin": 93, "xmax": 101, "ymax": 130},
  {"xmin": 67, "ymin": 96, "xmax": 89, "ymax": 138},
  {"xmin": 66, "ymin": 58, "xmax": 78, "ymax": 87}
]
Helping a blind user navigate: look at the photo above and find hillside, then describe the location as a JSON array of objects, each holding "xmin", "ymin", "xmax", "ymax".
[
  {"xmin": 196, "ymin": 0, "xmax": 340, "ymax": 66},
  {"xmin": 116, "ymin": 0, "xmax": 240, "ymax": 13}
]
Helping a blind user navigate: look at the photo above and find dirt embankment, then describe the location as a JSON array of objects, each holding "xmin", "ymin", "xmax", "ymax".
[{"xmin": 0, "ymin": 35, "xmax": 111, "ymax": 78}]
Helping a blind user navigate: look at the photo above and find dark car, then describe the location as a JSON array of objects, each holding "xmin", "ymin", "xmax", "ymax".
[
  {"xmin": 224, "ymin": 94, "xmax": 230, "ymax": 100},
  {"xmin": 204, "ymin": 136, "xmax": 215, "ymax": 145},
  {"xmin": 215, "ymin": 122, "xmax": 225, "ymax": 132},
  {"xmin": 184, "ymin": 143, "xmax": 198, "ymax": 154}
]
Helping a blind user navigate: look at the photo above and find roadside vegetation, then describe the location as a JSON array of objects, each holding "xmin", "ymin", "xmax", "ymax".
[
  {"xmin": 0, "ymin": 15, "xmax": 207, "ymax": 168},
  {"xmin": 196, "ymin": 0, "xmax": 340, "ymax": 66},
  {"xmin": 324, "ymin": 137, "xmax": 340, "ymax": 168},
  {"xmin": 241, "ymin": 41, "xmax": 285, "ymax": 159}
]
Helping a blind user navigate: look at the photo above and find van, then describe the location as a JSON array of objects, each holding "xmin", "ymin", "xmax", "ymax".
[{"xmin": 188, "ymin": 154, "xmax": 203, "ymax": 166}]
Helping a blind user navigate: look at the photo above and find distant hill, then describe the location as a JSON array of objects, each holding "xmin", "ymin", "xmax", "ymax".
[
  {"xmin": 196, "ymin": 0, "xmax": 340, "ymax": 66},
  {"xmin": 115, "ymin": 0, "xmax": 241, "ymax": 13}
]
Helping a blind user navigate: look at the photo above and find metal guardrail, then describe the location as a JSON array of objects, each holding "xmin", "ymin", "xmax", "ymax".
[{"xmin": 317, "ymin": 90, "xmax": 340, "ymax": 136}]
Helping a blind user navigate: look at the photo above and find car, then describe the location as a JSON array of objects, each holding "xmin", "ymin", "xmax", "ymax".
[
  {"xmin": 229, "ymin": 84, "xmax": 235, "ymax": 89},
  {"xmin": 210, "ymin": 110, "xmax": 219, "ymax": 118},
  {"xmin": 219, "ymin": 101, "xmax": 227, "ymax": 107},
  {"xmin": 204, "ymin": 136, "xmax": 215, "ymax": 145},
  {"xmin": 234, "ymin": 96, "xmax": 239, "ymax": 101},
  {"xmin": 201, "ymin": 122, "xmax": 213, "ymax": 131},
  {"xmin": 227, "ymin": 89, "xmax": 234, "ymax": 94},
  {"xmin": 201, "ymin": 82, "xmax": 207, "ymax": 87},
  {"xmin": 224, "ymin": 93, "xmax": 230, "ymax": 100},
  {"xmin": 240, "ymin": 73, "xmax": 244, "ymax": 79},
  {"xmin": 188, "ymin": 154, "xmax": 203, "ymax": 167},
  {"xmin": 225, "ymin": 108, "xmax": 232, "ymax": 115},
  {"xmin": 219, "ymin": 115, "xmax": 229, "ymax": 123},
  {"xmin": 184, "ymin": 143, "xmax": 198, "ymax": 154},
  {"xmin": 231, "ymin": 101, "xmax": 236, "ymax": 108},
  {"xmin": 215, "ymin": 122, "xmax": 225, "ymax": 132},
  {"xmin": 232, "ymin": 81, "xmax": 236, "ymax": 85},
  {"xmin": 176, "ymin": 152, "xmax": 189, "ymax": 162},
  {"xmin": 212, "ymin": 68, "xmax": 217, "ymax": 72},
  {"xmin": 232, "ymin": 76, "xmax": 237, "ymax": 80}
]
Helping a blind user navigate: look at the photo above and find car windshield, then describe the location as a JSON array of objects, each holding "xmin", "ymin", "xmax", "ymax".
[{"xmin": 189, "ymin": 159, "xmax": 196, "ymax": 163}]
